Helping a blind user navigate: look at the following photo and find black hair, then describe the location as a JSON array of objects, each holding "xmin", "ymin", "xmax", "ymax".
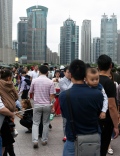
[
  {"xmin": 54, "ymin": 70, "xmax": 60, "ymax": 77},
  {"xmin": 39, "ymin": 65, "xmax": 48, "ymax": 74},
  {"xmin": 0, "ymin": 69, "xmax": 12, "ymax": 80},
  {"xmin": 43, "ymin": 62, "xmax": 48, "ymax": 66},
  {"xmin": 21, "ymin": 70, "xmax": 26, "ymax": 75},
  {"xmin": 97, "ymin": 55, "xmax": 112, "ymax": 71},
  {"xmin": 85, "ymin": 63, "xmax": 91, "ymax": 68},
  {"xmin": 86, "ymin": 67, "xmax": 98, "ymax": 77},
  {"xmin": 50, "ymin": 67, "xmax": 53, "ymax": 71},
  {"xmin": 69, "ymin": 59, "xmax": 86, "ymax": 80},
  {"xmin": 64, "ymin": 66, "xmax": 69, "ymax": 72}
]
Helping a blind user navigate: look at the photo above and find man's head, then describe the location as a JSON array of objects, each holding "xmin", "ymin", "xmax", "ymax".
[
  {"xmin": 85, "ymin": 68, "xmax": 99, "ymax": 87},
  {"xmin": 24, "ymin": 66, "xmax": 30, "ymax": 73},
  {"xmin": 97, "ymin": 55, "xmax": 112, "ymax": 71},
  {"xmin": 34, "ymin": 65, "xmax": 38, "ymax": 71},
  {"xmin": 39, "ymin": 65, "xmax": 48, "ymax": 75},
  {"xmin": 69, "ymin": 59, "xmax": 86, "ymax": 81},
  {"xmin": 64, "ymin": 66, "xmax": 71, "ymax": 79},
  {"xmin": 43, "ymin": 62, "xmax": 49, "ymax": 68}
]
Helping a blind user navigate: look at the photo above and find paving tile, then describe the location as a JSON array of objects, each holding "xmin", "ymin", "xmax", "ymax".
[{"xmin": 14, "ymin": 117, "xmax": 120, "ymax": 156}]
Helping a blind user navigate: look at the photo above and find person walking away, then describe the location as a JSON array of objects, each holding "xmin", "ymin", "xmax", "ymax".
[
  {"xmin": 97, "ymin": 55, "xmax": 119, "ymax": 156},
  {"xmin": 29, "ymin": 65, "xmax": 55, "ymax": 148},
  {"xmin": 59, "ymin": 59, "xmax": 103, "ymax": 156},
  {"xmin": 18, "ymin": 70, "xmax": 31, "ymax": 100},
  {"xmin": 59, "ymin": 66, "xmax": 73, "ymax": 142}
]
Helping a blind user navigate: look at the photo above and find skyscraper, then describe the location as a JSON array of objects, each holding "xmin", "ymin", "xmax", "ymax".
[
  {"xmin": 17, "ymin": 17, "xmax": 28, "ymax": 58},
  {"xmin": 0, "ymin": 0, "xmax": 15, "ymax": 64},
  {"xmin": 100, "ymin": 13, "xmax": 117, "ymax": 63},
  {"xmin": 81, "ymin": 20, "xmax": 91, "ymax": 63},
  {"xmin": 117, "ymin": 30, "xmax": 120, "ymax": 64},
  {"xmin": 93, "ymin": 37, "xmax": 100, "ymax": 63},
  {"xmin": 26, "ymin": 5, "xmax": 48, "ymax": 63},
  {"xmin": 60, "ymin": 18, "xmax": 79, "ymax": 65}
]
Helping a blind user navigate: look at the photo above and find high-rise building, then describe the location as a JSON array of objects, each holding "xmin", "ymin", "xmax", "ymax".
[
  {"xmin": 12, "ymin": 40, "xmax": 18, "ymax": 57},
  {"xmin": 0, "ymin": 0, "xmax": 15, "ymax": 64},
  {"xmin": 117, "ymin": 30, "xmax": 120, "ymax": 64},
  {"xmin": 81, "ymin": 20, "xmax": 91, "ymax": 63},
  {"xmin": 93, "ymin": 37, "xmax": 100, "ymax": 63},
  {"xmin": 60, "ymin": 18, "xmax": 79, "ymax": 65},
  {"xmin": 46, "ymin": 47, "xmax": 59, "ymax": 64},
  {"xmin": 100, "ymin": 13, "xmax": 117, "ymax": 63},
  {"xmin": 26, "ymin": 5, "xmax": 48, "ymax": 63},
  {"xmin": 17, "ymin": 17, "xmax": 28, "ymax": 58}
]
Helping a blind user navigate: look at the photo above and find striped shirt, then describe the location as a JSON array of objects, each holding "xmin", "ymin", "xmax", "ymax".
[{"xmin": 29, "ymin": 75, "xmax": 56, "ymax": 105}]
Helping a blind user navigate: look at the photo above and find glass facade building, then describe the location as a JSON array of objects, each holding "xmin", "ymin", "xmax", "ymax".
[
  {"xmin": 0, "ymin": 0, "xmax": 15, "ymax": 64},
  {"xmin": 93, "ymin": 37, "xmax": 100, "ymax": 63},
  {"xmin": 60, "ymin": 18, "xmax": 79, "ymax": 64},
  {"xmin": 100, "ymin": 14, "xmax": 117, "ymax": 63},
  {"xmin": 26, "ymin": 5, "xmax": 48, "ymax": 63},
  {"xmin": 17, "ymin": 17, "xmax": 28, "ymax": 58},
  {"xmin": 81, "ymin": 20, "xmax": 91, "ymax": 63}
]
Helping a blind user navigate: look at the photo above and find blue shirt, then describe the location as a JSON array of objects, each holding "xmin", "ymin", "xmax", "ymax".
[{"xmin": 59, "ymin": 84, "xmax": 103, "ymax": 142}]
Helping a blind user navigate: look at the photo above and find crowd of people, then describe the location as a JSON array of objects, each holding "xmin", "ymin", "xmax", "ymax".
[{"xmin": 0, "ymin": 55, "xmax": 120, "ymax": 156}]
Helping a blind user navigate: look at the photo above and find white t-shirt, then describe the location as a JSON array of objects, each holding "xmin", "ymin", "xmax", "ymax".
[
  {"xmin": 30, "ymin": 70, "xmax": 39, "ymax": 79},
  {"xmin": 0, "ymin": 97, "xmax": 4, "ymax": 109}
]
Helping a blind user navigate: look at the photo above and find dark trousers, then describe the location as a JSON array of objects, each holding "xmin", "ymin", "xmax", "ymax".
[
  {"xmin": 99, "ymin": 119, "xmax": 113, "ymax": 156},
  {"xmin": 3, "ymin": 144, "xmax": 15, "ymax": 156},
  {"xmin": 20, "ymin": 119, "xmax": 32, "ymax": 129},
  {"xmin": 21, "ymin": 90, "xmax": 29, "ymax": 99}
]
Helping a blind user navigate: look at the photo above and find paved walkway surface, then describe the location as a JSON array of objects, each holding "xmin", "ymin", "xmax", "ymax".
[{"xmin": 14, "ymin": 116, "xmax": 120, "ymax": 156}]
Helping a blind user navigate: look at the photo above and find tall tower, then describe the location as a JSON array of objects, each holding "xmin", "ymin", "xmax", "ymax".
[
  {"xmin": 100, "ymin": 13, "xmax": 117, "ymax": 63},
  {"xmin": 93, "ymin": 37, "xmax": 100, "ymax": 63},
  {"xmin": 81, "ymin": 20, "xmax": 91, "ymax": 63},
  {"xmin": 0, "ymin": 0, "xmax": 15, "ymax": 64},
  {"xmin": 26, "ymin": 5, "xmax": 48, "ymax": 63},
  {"xmin": 117, "ymin": 30, "xmax": 120, "ymax": 64},
  {"xmin": 60, "ymin": 18, "xmax": 79, "ymax": 65},
  {"xmin": 17, "ymin": 17, "xmax": 28, "ymax": 58}
]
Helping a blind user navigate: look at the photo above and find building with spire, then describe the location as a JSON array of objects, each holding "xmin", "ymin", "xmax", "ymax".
[
  {"xmin": 100, "ymin": 13, "xmax": 117, "ymax": 63},
  {"xmin": 60, "ymin": 18, "xmax": 79, "ymax": 64}
]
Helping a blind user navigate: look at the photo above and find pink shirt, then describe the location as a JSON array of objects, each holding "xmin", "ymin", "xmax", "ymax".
[{"xmin": 29, "ymin": 75, "xmax": 56, "ymax": 105}]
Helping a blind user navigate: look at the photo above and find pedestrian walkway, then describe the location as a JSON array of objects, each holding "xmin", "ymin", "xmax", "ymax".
[
  {"xmin": 14, "ymin": 116, "xmax": 120, "ymax": 156},
  {"xmin": 14, "ymin": 116, "xmax": 63, "ymax": 156}
]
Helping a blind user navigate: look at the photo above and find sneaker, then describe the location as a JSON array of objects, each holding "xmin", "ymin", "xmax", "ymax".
[
  {"xmin": 49, "ymin": 124, "xmax": 52, "ymax": 129},
  {"xmin": 62, "ymin": 137, "xmax": 67, "ymax": 142},
  {"xmin": 25, "ymin": 128, "xmax": 32, "ymax": 133},
  {"xmin": 33, "ymin": 142, "xmax": 38, "ymax": 149},
  {"xmin": 108, "ymin": 148, "xmax": 113, "ymax": 155},
  {"xmin": 12, "ymin": 129, "xmax": 18, "ymax": 138},
  {"xmin": 41, "ymin": 141, "xmax": 47, "ymax": 146}
]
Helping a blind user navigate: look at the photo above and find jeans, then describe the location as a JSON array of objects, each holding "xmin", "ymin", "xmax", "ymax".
[
  {"xmin": 0, "ymin": 136, "xmax": 2, "ymax": 156},
  {"xmin": 32, "ymin": 105, "xmax": 51, "ymax": 143},
  {"xmin": 63, "ymin": 140, "xmax": 75, "ymax": 156},
  {"xmin": 63, "ymin": 117, "xmax": 67, "ymax": 136}
]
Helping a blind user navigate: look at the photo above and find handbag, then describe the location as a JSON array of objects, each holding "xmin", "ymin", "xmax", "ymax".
[{"xmin": 66, "ymin": 89, "xmax": 100, "ymax": 156}]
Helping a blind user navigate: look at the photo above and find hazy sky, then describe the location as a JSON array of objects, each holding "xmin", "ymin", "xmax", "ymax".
[{"xmin": 13, "ymin": 0, "xmax": 120, "ymax": 53}]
